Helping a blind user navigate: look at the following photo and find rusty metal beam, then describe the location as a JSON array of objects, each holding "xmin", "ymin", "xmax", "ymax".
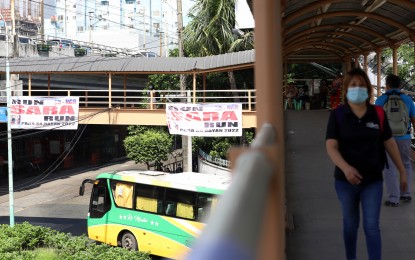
[
  {"xmin": 285, "ymin": 11, "xmax": 414, "ymax": 39},
  {"xmin": 284, "ymin": 47, "xmax": 343, "ymax": 60},
  {"xmin": 284, "ymin": 24, "xmax": 390, "ymax": 45},
  {"xmin": 284, "ymin": 0, "xmax": 415, "ymax": 24},
  {"xmin": 285, "ymin": 30, "xmax": 378, "ymax": 50},
  {"xmin": 284, "ymin": 40, "xmax": 353, "ymax": 55},
  {"xmin": 284, "ymin": 35, "xmax": 365, "ymax": 52}
]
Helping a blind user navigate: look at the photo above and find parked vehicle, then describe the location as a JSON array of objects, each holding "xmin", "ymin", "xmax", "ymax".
[{"xmin": 46, "ymin": 39, "xmax": 73, "ymax": 48}]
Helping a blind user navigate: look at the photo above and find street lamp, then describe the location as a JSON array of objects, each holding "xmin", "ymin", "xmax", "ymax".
[{"xmin": 0, "ymin": 11, "xmax": 15, "ymax": 227}]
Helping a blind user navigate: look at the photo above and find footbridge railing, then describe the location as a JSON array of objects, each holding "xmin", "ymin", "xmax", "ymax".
[{"xmin": 22, "ymin": 89, "xmax": 257, "ymax": 111}]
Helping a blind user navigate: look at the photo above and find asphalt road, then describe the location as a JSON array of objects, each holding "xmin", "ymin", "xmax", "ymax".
[{"xmin": 0, "ymin": 159, "xmax": 145, "ymax": 236}]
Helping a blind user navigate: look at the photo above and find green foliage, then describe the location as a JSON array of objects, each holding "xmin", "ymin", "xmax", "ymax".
[
  {"xmin": 382, "ymin": 44, "xmax": 415, "ymax": 87},
  {"xmin": 0, "ymin": 223, "xmax": 150, "ymax": 260},
  {"xmin": 193, "ymin": 129, "xmax": 255, "ymax": 159},
  {"xmin": 34, "ymin": 248, "xmax": 59, "ymax": 260},
  {"xmin": 147, "ymin": 74, "xmax": 180, "ymax": 90},
  {"xmin": 184, "ymin": 0, "xmax": 254, "ymax": 57},
  {"xmin": 124, "ymin": 126, "xmax": 173, "ymax": 169}
]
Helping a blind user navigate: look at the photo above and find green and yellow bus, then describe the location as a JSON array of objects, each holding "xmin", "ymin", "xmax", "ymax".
[{"xmin": 79, "ymin": 170, "xmax": 230, "ymax": 259}]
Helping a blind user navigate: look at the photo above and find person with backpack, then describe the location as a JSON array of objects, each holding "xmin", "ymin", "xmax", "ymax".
[
  {"xmin": 375, "ymin": 74, "xmax": 415, "ymax": 207},
  {"xmin": 326, "ymin": 68, "xmax": 407, "ymax": 260}
]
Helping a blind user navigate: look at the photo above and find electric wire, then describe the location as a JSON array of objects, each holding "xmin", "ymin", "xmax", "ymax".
[
  {"xmin": 0, "ymin": 107, "xmax": 112, "ymax": 141},
  {"xmin": 0, "ymin": 107, "xmax": 109, "ymax": 191}
]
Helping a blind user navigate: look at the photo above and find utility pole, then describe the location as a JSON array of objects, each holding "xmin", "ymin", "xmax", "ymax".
[
  {"xmin": 159, "ymin": 31, "xmax": 163, "ymax": 56},
  {"xmin": 0, "ymin": 12, "xmax": 15, "ymax": 227},
  {"xmin": 64, "ymin": 0, "xmax": 67, "ymax": 38},
  {"xmin": 40, "ymin": 0, "xmax": 44, "ymax": 41},
  {"xmin": 10, "ymin": 0, "xmax": 15, "ymax": 36},
  {"xmin": 149, "ymin": 0, "xmax": 152, "ymax": 37},
  {"xmin": 141, "ymin": 8, "xmax": 146, "ymax": 50},
  {"xmin": 176, "ymin": 0, "xmax": 191, "ymax": 172},
  {"xmin": 88, "ymin": 11, "xmax": 94, "ymax": 43}
]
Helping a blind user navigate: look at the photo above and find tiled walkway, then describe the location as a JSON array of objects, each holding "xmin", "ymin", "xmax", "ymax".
[{"xmin": 285, "ymin": 110, "xmax": 415, "ymax": 260}]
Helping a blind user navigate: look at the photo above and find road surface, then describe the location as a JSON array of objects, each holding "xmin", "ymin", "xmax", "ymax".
[{"xmin": 0, "ymin": 159, "xmax": 145, "ymax": 236}]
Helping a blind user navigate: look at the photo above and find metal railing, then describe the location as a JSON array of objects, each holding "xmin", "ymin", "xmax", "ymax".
[
  {"xmin": 198, "ymin": 149, "xmax": 231, "ymax": 168},
  {"xmin": 20, "ymin": 89, "xmax": 257, "ymax": 111},
  {"xmin": 188, "ymin": 124, "xmax": 276, "ymax": 260}
]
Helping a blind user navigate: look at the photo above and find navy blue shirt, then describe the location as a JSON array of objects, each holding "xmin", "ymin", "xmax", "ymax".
[{"xmin": 326, "ymin": 104, "xmax": 392, "ymax": 184}]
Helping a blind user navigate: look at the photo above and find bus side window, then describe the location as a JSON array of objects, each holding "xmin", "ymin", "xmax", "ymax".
[
  {"xmin": 196, "ymin": 194, "xmax": 218, "ymax": 222},
  {"xmin": 135, "ymin": 184, "xmax": 164, "ymax": 214},
  {"xmin": 111, "ymin": 181, "xmax": 134, "ymax": 209},
  {"xmin": 164, "ymin": 188, "xmax": 197, "ymax": 220}
]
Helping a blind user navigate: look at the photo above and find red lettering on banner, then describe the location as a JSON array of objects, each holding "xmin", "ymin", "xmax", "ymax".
[
  {"xmin": 26, "ymin": 106, "xmax": 41, "ymax": 115},
  {"xmin": 59, "ymin": 105, "xmax": 75, "ymax": 114},
  {"xmin": 43, "ymin": 106, "xmax": 58, "ymax": 115},
  {"xmin": 221, "ymin": 111, "xmax": 237, "ymax": 121},
  {"xmin": 11, "ymin": 105, "xmax": 25, "ymax": 114},
  {"xmin": 185, "ymin": 112, "xmax": 201, "ymax": 121},
  {"xmin": 203, "ymin": 112, "xmax": 219, "ymax": 121},
  {"xmin": 171, "ymin": 112, "xmax": 183, "ymax": 121}
]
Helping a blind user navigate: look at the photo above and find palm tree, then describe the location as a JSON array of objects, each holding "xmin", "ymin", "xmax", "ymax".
[{"xmin": 183, "ymin": 0, "xmax": 254, "ymax": 97}]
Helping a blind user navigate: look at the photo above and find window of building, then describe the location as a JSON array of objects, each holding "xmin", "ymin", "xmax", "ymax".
[
  {"xmin": 77, "ymin": 26, "xmax": 84, "ymax": 32},
  {"xmin": 73, "ymin": 4, "xmax": 76, "ymax": 8},
  {"xmin": 58, "ymin": 15, "xmax": 64, "ymax": 21},
  {"xmin": 103, "ymin": 25, "xmax": 108, "ymax": 30},
  {"xmin": 73, "ymin": 16, "xmax": 76, "ymax": 20}
]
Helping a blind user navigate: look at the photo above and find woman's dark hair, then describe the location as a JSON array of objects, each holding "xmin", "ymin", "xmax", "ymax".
[{"xmin": 342, "ymin": 68, "xmax": 372, "ymax": 104}]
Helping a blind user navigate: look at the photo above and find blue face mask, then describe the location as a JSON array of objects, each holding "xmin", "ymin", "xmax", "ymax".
[{"xmin": 347, "ymin": 87, "xmax": 368, "ymax": 104}]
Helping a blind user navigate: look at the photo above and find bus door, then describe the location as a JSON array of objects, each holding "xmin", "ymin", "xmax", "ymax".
[{"xmin": 88, "ymin": 179, "xmax": 111, "ymax": 242}]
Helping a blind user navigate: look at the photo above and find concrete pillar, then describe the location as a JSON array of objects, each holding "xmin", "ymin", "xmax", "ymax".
[
  {"xmin": 123, "ymin": 75, "xmax": 127, "ymax": 108},
  {"xmin": 203, "ymin": 73, "xmax": 206, "ymax": 103},
  {"xmin": 354, "ymin": 55, "xmax": 359, "ymax": 68},
  {"xmin": 346, "ymin": 56, "xmax": 352, "ymax": 72},
  {"xmin": 47, "ymin": 74, "xmax": 50, "ymax": 96},
  {"xmin": 253, "ymin": 0, "xmax": 285, "ymax": 259},
  {"xmin": 108, "ymin": 73, "xmax": 112, "ymax": 108},
  {"xmin": 28, "ymin": 74, "xmax": 32, "ymax": 96},
  {"xmin": 192, "ymin": 73, "xmax": 196, "ymax": 104},
  {"xmin": 392, "ymin": 45, "xmax": 398, "ymax": 75},
  {"xmin": 377, "ymin": 49, "xmax": 382, "ymax": 99},
  {"xmin": 363, "ymin": 53, "xmax": 368, "ymax": 73}
]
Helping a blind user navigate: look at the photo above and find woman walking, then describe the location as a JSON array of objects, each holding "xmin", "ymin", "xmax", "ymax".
[{"xmin": 325, "ymin": 68, "xmax": 407, "ymax": 260}]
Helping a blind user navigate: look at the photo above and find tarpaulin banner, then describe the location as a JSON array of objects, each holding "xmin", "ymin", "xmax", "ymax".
[
  {"xmin": 166, "ymin": 103, "xmax": 242, "ymax": 136},
  {"xmin": 10, "ymin": 97, "xmax": 79, "ymax": 130}
]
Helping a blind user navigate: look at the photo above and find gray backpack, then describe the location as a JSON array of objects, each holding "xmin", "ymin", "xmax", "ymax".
[{"xmin": 383, "ymin": 91, "xmax": 409, "ymax": 136}]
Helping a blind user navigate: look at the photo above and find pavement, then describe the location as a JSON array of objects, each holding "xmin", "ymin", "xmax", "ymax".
[
  {"xmin": 285, "ymin": 110, "xmax": 415, "ymax": 260},
  {"xmin": 0, "ymin": 158, "xmax": 146, "ymax": 236}
]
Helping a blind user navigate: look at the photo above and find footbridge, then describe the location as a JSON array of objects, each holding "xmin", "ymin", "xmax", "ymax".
[{"xmin": 0, "ymin": 50, "xmax": 256, "ymax": 127}]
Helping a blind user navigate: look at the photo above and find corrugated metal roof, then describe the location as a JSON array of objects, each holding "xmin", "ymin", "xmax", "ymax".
[
  {"xmin": 282, "ymin": 0, "xmax": 415, "ymax": 62},
  {"xmin": 0, "ymin": 50, "xmax": 254, "ymax": 74}
]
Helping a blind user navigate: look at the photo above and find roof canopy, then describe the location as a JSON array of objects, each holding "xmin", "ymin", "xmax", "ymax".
[
  {"xmin": 0, "ymin": 50, "xmax": 254, "ymax": 74},
  {"xmin": 282, "ymin": 0, "xmax": 415, "ymax": 63}
]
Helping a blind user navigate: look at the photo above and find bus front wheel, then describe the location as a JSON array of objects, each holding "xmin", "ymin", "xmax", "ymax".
[{"xmin": 121, "ymin": 232, "xmax": 138, "ymax": 251}]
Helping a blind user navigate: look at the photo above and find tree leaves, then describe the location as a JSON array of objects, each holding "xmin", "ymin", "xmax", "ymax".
[{"xmin": 124, "ymin": 127, "xmax": 173, "ymax": 169}]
